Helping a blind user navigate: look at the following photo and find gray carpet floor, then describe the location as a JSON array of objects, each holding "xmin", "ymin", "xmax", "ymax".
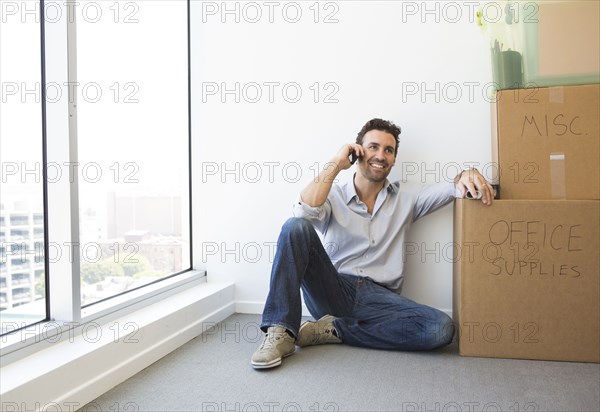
[{"xmin": 83, "ymin": 314, "xmax": 600, "ymax": 412}]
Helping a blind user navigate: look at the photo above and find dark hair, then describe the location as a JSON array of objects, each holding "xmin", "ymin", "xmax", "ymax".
[{"xmin": 355, "ymin": 118, "xmax": 401, "ymax": 156}]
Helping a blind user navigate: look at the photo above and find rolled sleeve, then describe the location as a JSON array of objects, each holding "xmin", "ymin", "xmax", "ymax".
[{"xmin": 292, "ymin": 197, "xmax": 331, "ymax": 233}]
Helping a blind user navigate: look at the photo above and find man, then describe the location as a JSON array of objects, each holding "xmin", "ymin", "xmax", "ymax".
[{"xmin": 251, "ymin": 118, "xmax": 493, "ymax": 369}]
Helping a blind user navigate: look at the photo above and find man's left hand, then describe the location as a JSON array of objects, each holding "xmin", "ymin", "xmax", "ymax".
[{"xmin": 455, "ymin": 169, "xmax": 494, "ymax": 206}]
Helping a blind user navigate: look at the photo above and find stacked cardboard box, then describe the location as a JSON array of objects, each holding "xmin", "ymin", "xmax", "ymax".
[
  {"xmin": 492, "ymin": 84, "xmax": 599, "ymax": 200},
  {"xmin": 453, "ymin": 84, "xmax": 600, "ymax": 362}
]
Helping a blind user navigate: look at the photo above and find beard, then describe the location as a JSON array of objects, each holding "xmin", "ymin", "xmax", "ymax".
[{"xmin": 358, "ymin": 158, "xmax": 392, "ymax": 183}]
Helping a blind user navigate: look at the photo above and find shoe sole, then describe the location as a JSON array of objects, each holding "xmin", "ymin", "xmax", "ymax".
[{"xmin": 251, "ymin": 350, "xmax": 295, "ymax": 370}]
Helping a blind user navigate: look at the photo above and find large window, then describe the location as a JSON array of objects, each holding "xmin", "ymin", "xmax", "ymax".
[
  {"xmin": 0, "ymin": 0, "xmax": 48, "ymax": 332},
  {"xmin": 0, "ymin": 0, "xmax": 191, "ymax": 336},
  {"xmin": 75, "ymin": 0, "xmax": 191, "ymax": 306}
]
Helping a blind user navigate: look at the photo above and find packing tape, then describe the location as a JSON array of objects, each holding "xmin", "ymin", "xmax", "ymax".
[
  {"xmin": 550, "ymin": 152, "xmax": 566, "ymax": 199},
  {"xmin": 549, "ymin": 86, "xmax": 565, "ymax": 103},
  {"xmin": 458, "ymin": 184, "xmax": 500, "ymax": 200}
]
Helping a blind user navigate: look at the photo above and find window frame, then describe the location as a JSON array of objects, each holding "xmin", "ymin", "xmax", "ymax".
[{"xmin": 0, "ymin": 0, "xmax": 200, "ymax": 358}]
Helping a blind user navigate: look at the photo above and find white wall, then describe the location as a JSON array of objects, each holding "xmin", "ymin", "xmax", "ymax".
[{"xmin": 191, "ymin": 1, "xmax": 494, "ymax": 314}]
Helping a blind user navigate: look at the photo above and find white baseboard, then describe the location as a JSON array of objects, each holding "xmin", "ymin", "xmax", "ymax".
[
  {"xmin": 0, "ymin": 282, "xmax": 235, "ymax": 411},
  {"xmin": 235, "ymin": 301, "xmax": 311, "ymax": 317}
]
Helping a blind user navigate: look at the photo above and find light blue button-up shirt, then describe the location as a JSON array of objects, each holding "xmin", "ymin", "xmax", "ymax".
[{"xmin": 293, "ymin": 178, "xmax": 456, "ymax": 291}]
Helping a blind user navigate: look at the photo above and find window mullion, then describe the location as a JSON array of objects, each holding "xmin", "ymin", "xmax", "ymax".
[{"xmin": 43, "ymin": 0, "xmax": 81, "ymax": 323}]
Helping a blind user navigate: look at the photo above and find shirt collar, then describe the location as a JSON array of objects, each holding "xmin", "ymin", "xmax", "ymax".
[{"xmin": 343, "ymin": 174, "xmax": 397, "ymax": 204}]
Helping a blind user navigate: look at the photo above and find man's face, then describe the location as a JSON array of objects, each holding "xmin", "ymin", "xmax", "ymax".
[{"xmin": 357, "ymin": 130, "xmax": 397, "ymax": 183}]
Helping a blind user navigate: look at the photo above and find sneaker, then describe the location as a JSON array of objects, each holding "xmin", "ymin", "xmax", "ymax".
[
  {"xmin": 251, "ymin": 326, "xmax": 296, "ymax": 369},
  {"xmin": 297, "ymin": 315, "xmax": 342, "ymax": 347}
]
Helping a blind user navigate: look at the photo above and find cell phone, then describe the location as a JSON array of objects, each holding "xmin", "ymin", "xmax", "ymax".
[{"xmin": 350, "ymin": 152, "xmax": 360, "ymax": 165}]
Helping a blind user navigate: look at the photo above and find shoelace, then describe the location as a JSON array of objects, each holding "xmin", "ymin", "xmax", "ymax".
[
  {"xmin": 258, "ymin": 333, "xmax": 284, "ymax": 350},
  {"xmin": 312, "ymin": 326, "xmax": 336, "ymax": 344}
]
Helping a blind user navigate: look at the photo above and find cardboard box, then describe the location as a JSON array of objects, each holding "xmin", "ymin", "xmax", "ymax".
[
  {"xmin": 453, "ymin": 199, "xmax": 600, "ymax": 362},
  {"xmin": 492, "ymin": 84, "xmax": 600, "ymax": 200}
]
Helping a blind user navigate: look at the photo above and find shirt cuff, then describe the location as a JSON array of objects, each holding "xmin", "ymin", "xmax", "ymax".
[
  {"xmin": 293, "ymin": 197, "xmax": 325, "ymax": 219},
  {"xmin": 450, "ymin": 181, "xmax": 463, "ymax": 198}
]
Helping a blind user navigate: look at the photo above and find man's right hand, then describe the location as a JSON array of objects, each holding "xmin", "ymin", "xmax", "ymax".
[
  {"xmin": 333, "ymin": 143, "xmax": 365, "ymax": 171},
  {"xmin": 300, "ymin": 143, "xmax": 364, "ymax": 207}
]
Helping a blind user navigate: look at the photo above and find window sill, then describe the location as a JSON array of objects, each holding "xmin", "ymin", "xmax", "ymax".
[
  {"xmin": 0, "ymin": 275, "xmax": 235, "ymax": 409},
  {"xmin": 1, "ymin": 270, "xmax": 207, "ymax": 359}
]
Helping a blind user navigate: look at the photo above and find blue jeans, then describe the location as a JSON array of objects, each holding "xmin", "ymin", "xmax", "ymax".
[{"xmin": 261, "ymin": 218, "xmax": 455, "ymax": 351}]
